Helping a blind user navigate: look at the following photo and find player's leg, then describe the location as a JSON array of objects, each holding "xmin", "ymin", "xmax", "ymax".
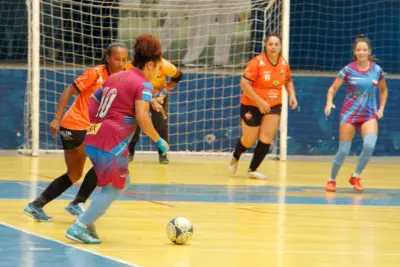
[
  {"xmin": 24, "ymin": 129, "xmax": 87, "ymax": 221},
  {"xmin": 66, "ymin": 148, "xmax": 130, "ymax": 244},
  {"xmin": 229, "ymin": 105, "xmax": 260, "ymax": 175},
  {"xmin": 128, "ymin": 126, "xmax": 141, "ymax": 162},
  {"xmin": 350, "ymin": 119, "xmax": 378, "ymax": 192},
  {"xmin": 65, "ymin": 166, "xmax": 97, "ymax": 216},
  {"xmin": 151, "ymin": 96, "xmax": 169, "ymax": 164},
  {"xmin": 247, "ymin": 106, "xmax": 281, "ymax": 179},
  {"xmin": 325, "ymin": 123, "xmax": 356, "ymax": 192}
]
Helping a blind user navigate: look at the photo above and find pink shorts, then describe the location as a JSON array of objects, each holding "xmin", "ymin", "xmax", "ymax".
[{"xmin": 84, "ymin": 145, "xmax": 129, "ymax": 189}]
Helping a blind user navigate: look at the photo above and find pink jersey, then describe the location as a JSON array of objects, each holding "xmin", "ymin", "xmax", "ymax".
[{"xmin": 85, "ymin": 68, "xmax": 153, "ymax": 157}]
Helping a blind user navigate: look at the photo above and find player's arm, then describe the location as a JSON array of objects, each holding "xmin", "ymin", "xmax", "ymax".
[
  {"xmin": 240, "ymin": 57, "xmax": 270, "ymax": 113},
  {"xmin": 285, "ymin": 80, "xmax": 296, "ymax": 98},
  {"xmin": 240, "ymin": 77, "xmax": 270, "ymax": 111},
  {"xmin": 165, "ymin": 70, "xmax": 182, "ymax": 90},
  {"xmin": 49, "ymin": 83, "xmax": 79, "ymax": 137},
  {"xmin": 283, "ymin": 63, "xmax": 298, "ymax": 109},
  {"xmin": 326, "ymin": 77, "xmax": 344, "ymax": 104},
  {"xmin": 285, "ymin": 80, "xmax": 298, "ymax": 110},
  {"xmin": 54, "ymin": 84, "xmax": 79, "ymax": 121},
  {"xmin": 163, "ymin": 59, "xmax": 182, "ymax": 90},
  {"xmin": 151, "ymin": 99, "xmax": 167, "ymax": 119},
  {"xmin": 377, "ymin": 78, "xmax": 388, "ymax": 118},
  {"xmin": 50, "ymin": 68, "xmax": 97, "ymax": 136},
  {"xmin": 324, "ymin": 77, "xmax": 344, "ymax": 117},
  {"xmin": 135, "ymin": 100, "xmax": 169, "ymax": 153}
]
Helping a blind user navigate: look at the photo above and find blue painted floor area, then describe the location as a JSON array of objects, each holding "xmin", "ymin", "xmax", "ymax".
[
  {"xmin": 1, "ymin": 181, "xmax": 400, "ymax": 206},
  {"xmin": 0, "ymin": 223, "xmax": 134, "ymax": 267}
]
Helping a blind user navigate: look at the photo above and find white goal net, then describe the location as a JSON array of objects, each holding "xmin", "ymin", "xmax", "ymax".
[{"xmin": 23, "ymin": 0, "xmax": 285, "ymax": 158}]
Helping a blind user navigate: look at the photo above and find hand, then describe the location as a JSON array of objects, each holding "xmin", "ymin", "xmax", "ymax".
[
  {"xmin": 156, "ymin": 138, "xmax": 169, "ymax": 155},
  {"xmin": 257, "ymin": 99, "xmax": 271, "ymax": 114},
  {"xmin": 151, "ymin": 99, "xmax": 167, "ymax": 119},
  {"xmin": 324, "ymin": 103, "xmax": 336, "ymax": 117},
  {"xmin": 377, "ymin": 108, "xmax": 384, "ymax": 119},
  {"xmin": 50, "ymin": 118, "xmax": 61, "ymax": 137},
  {"xmin": 289, "ymin": 95, "xmax": 298, "ymax": 110}
]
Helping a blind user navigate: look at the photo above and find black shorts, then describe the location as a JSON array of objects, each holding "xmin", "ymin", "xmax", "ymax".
[
  {"xmin": 240, "ymin": 104, "xmax": 281, "ymax": 127},
  {"xmin": 59, "ymin": 126, "xmax": 86, "ymax": 150}
]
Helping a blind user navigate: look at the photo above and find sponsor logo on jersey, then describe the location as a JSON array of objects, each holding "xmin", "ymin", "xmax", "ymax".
[
  {"xmin": 244, "ymin": 111, "xmax": 252, "ymax": 120},
  {"xmin": 60, "ymin": 130, "xmax": 74, "ymax": 140},
  {"xmin": 87, "ymin": 123, "xmax": 102, "ymax": 135}
]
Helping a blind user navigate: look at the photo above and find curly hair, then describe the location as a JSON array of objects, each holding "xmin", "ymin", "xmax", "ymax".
[{"xmin": 132, "ymin": 34, "xmax": 162, "ymax": 69}]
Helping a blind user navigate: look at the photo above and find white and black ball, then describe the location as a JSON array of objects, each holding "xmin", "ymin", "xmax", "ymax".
[{"xmin": 166, "ymin": 217, "xmax": 193, "ymax": 245}]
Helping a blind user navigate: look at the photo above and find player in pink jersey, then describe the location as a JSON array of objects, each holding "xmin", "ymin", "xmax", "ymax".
[
  {"xmin": 324, "ymin": 35, "xmax": 388, "ymax": 192},
  {"xmin": 66, "ymin": 34, "xmax": 169, "ymax": 244},
  {"xmin": 24, "ymin": 42, "xmax": 128, "ymax": 222}
]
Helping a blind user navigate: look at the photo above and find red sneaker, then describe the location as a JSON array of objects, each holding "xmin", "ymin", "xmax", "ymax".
[
  {"xmin": 325, "ymin": 181, "xmax": 336, "ymax": 192},
  {"xmin": 349, "ymin": 177, "xmax": 364, "ymax": 192}
]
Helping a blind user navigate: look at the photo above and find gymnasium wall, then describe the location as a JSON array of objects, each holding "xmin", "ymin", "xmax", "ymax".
[
  {"xmin": 1, "ymin": 0, "xmax": 399, "ymax": 73},
  {"xmin": 1, "ymin": 69, "xmax": 399, "ymax": 156}
]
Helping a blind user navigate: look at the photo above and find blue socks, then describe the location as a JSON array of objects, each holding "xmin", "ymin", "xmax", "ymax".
[
  {"xmin": 78, "ymin": 174, "xmax": 131, "ymax": 227},
  {"xmin": 353, "ymin": 133, "xmax": 377, "ymax": 177},
  {"xmin": 330, "ymin": 133, "xmax": 377, "ymax": 181},
  {"xmin": 330, "ymin": 141, "xmax": 351, "ymax": 181}
]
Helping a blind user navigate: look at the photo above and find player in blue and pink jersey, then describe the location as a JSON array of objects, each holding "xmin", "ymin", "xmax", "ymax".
[
  {"xmin": 324, "ymin": 35, "xmax": 388, "ymax": 192},
  {"xmin": 65, "ymin": 34, "xmax": 169, "ymax": 244}
]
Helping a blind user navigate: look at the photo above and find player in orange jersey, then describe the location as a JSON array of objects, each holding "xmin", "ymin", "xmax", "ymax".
[
  {"xmin": 228, "ymin": 33, "xmax": 298, "ymax": 179},
  {"xmin": 24, "ymin": 42, "xmax": 129, "ymax": 221},
  {"xmin": 126, "ymin": 58, "xmax": 182, "ymax": 164}
]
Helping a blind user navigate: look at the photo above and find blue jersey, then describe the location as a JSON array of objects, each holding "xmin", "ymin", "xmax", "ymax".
[{"xmin": 338, "ymin": 61, "xmax": 384, "ymax": 124}]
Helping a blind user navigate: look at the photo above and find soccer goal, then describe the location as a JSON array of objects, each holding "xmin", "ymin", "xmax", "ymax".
[{"xmin": 22, "ymin": 0, "xmax": 290, "ymax": 160}]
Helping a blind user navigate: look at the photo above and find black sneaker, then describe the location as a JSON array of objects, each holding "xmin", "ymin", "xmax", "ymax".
[{"xmin": 159, "ymin": 154, "xmax": 169, "ymax": 164}]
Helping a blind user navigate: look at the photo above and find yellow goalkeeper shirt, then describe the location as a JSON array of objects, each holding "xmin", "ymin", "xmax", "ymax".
[{"xmin": 125, "ymin": 58, "xmax": 178, "ymax": 94}]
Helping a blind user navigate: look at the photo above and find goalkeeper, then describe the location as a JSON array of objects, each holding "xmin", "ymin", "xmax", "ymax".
[{"xmin": 126, "ymin": 58, "xmax": 182, "ymax": 164}]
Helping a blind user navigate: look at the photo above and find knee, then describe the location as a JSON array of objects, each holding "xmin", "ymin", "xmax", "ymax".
[
  {"xmin": 67, "ymin": 171, "xmax": 83, "ymax": 183},
  {"xmin": 258, "ymin": 134, "xmax": 273, "ymax": 144},
  {"xmin": 336, "ymin": 141, "xmax": 352, "ymax": 156},
  {"xmin": 241, "ymin": 136, "xmax": 256, "ymax": 148},
  {"xmin": 363, "ymin": 133, "xmax": 377, "ymax": 150}
]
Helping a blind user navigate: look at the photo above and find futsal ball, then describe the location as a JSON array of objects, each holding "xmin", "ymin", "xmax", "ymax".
[{"xmin": 166, "ymin": 217, "xmax": 193, "ymax": 245}]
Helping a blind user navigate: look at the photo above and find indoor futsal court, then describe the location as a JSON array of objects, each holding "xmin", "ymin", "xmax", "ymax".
[
  {"xmin": 1, "ymin": 0, "xmax": 400, "ymax": 266},
  {"xmin": 1, "ymin": 153, "xmax": 400, "ymax": 267}
]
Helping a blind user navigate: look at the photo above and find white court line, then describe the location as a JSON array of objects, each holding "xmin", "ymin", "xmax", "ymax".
[
  {"xmin": 6, "ymin": 180, "xmax": 400, "ymax": 253},
  {"xmin": 0, "ymin": 221, "xmax": 140, "ymax": 267},
  {"xmin": 8, "ymin": 181, "xmax": 278, "ymax": 248},
  {"xmin": 96, "ymin": 247, "xmax": 400, "ymax": 256}
]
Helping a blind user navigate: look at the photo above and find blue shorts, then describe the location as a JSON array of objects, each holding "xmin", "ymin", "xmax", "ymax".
[{"xmin": 84, "ymin": 145, "xmax": 129, "ymax": 189}]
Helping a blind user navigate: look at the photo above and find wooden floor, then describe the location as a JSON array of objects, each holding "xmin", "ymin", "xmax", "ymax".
[{"xmin": 0, "ymin": 154, "xmax": 400, "ymax": 267}]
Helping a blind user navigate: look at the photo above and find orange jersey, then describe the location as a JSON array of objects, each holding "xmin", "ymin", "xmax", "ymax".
[
  {"xmin": 241, "ymin": 54, "xmax": 292, "ymax": 107},
  {"xmin": 61, "ymin": 65, "xmax": 109, "ymax": 130},
  {"xmin": 125, "ymin": 58, "xmax": 178, "ymax": 94}
]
